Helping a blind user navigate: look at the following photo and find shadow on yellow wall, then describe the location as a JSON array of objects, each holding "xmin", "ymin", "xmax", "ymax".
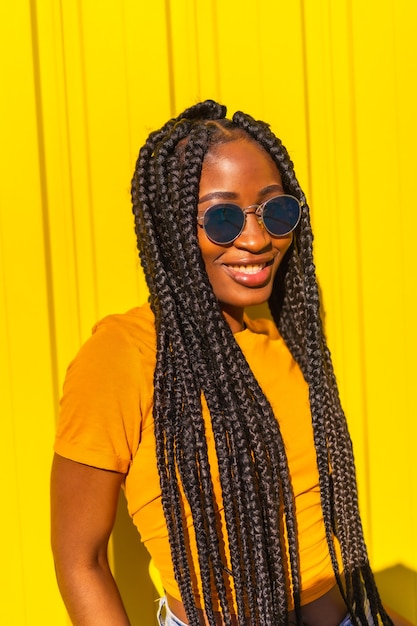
[
  {"xmin": 375, "ymin": 566, "xmax": 417, "ymax": 626},
  {"xmin": 112, "ymin": 493, "xmax": 159, "ymax": 626}
]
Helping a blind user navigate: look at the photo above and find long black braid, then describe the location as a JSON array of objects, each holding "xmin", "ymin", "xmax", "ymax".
[{"xmin": 131, "ymin": 100, "xmax": 392, "ymax": 625}]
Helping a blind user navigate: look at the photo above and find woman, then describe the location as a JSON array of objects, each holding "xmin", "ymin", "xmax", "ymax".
[{"xmin": 51, "ymin": 101, "xmax": 408, "ymax": 625}]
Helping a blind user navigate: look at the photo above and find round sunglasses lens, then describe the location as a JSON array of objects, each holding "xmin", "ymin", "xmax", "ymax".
[
  {"xmin": 204, "ymin": 204, "xmax": 244, "ymax": 244},
  {"xmin": 263, "ymin": 196, "xmax": 301, "ymax": 236}
]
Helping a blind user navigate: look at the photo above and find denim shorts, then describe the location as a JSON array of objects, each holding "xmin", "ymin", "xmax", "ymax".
[
  {"xmin": 157, "ymin": 597, "xmax": 187, "ymax": 626},
  {"xmin": 156, "ymin": 597, "xmax": 363, "ymax": 626}
]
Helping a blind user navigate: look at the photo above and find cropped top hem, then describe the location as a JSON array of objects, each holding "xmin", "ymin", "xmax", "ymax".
[{"xmin": 163, "ymin": 570, "xmax": 341, "ymax": 609}]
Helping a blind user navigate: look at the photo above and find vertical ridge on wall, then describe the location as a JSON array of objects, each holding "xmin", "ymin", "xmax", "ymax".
[
  {"xmin": 302, "ymin": 0, "xmax": 374, "ymax": 547},
  {"xmin": 299, "ymin": 0, "xmax": 313, "ymax": 198},
  {"xmin": 304, "ymin": 0, "xmax": 416, "ymax": 591},
  {"xmin": 163, "ymin": 0, "xmax": 177, "ymax": 116},
  {"xmin": 0, "ymin": 2, "xmax": 68, "ymax": 622},
  {"xmin": 29, "ymin": 0, "xmax": 61, "ymax": 411},
  {"xmin": 350, "ymin": 0, "xmax": 416, "ymax": 575}
]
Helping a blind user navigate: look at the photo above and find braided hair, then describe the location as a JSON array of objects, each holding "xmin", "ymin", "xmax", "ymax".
[{"xmin": 131, "ymin": 100, "xmax": 392, "ymax": 625}]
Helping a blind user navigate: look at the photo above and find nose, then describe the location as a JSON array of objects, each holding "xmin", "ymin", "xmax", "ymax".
[{"xmin": 234, "ymin": 211, "xmax": 270, "ymax": 251}]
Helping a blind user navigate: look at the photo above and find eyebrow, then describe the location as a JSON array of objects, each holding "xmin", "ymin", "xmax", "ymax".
[{"xmin": 198, "ymin": 184, "xmax": 284, "ymax": 205}]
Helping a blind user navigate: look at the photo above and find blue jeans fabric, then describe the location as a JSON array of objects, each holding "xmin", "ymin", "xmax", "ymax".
[
  {"xmin": 157, "ymin": 597, "xmax": 187, "ymax": 626},
  {"xmin": 156, "ymin": 597, "xmax": 368, "ymax": 626}
]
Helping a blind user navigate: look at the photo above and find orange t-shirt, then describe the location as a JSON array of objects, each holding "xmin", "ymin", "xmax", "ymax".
[{"xmin": 54, "ymin": 303, "xmax": 340, "ymax": 609}]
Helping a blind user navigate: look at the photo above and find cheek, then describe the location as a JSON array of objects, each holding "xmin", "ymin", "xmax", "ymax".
[
  {"xmin": 284, "ymin": 235, "xmax": 294, "ymax": 255},
  {"xmin": 270, "ymin": 235, "xmax": 293, "ymax": 278},
  {"xmin": 197, "ymin": 231, "xmax": 222, "ymax": 265},
  {"xmin": 276, "ymin": 233, "xmax": 294, "ymax": 258}
]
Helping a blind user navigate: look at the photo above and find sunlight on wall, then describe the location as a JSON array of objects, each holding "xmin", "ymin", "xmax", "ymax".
[{"xmin": 1, "ymin": 1, "xmax": 415, "ymax": 623}]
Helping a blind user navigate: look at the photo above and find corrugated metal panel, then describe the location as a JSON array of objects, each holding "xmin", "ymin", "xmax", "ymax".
[{"xmin": 0, "ymin": 1, "xmax": 415, "ymax": 623}]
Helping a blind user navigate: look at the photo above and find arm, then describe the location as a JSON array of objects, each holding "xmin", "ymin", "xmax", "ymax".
[{"xmin": 51, "ymin": 453, "xmax": 130, "ymax": 625}]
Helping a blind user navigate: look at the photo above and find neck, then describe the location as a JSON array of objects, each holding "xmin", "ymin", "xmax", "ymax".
[{"xmin": 221, "ymin": 306, "xmax": 245, "ymax": 334}]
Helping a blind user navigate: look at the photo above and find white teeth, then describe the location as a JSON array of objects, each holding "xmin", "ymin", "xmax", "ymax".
[{"xmin": 228, "ymin": 264, "xmax": 265, "ymax": 274}]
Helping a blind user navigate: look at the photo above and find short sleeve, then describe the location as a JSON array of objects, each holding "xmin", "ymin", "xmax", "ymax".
[{"xmin": 54, "ymin": 308, "xmax": 155, "ymax": 473}]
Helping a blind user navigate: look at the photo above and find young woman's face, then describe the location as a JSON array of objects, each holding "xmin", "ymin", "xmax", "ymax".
[{"xmin": 197, "ymin": 139, "xmax": 293, "ymax": 332}]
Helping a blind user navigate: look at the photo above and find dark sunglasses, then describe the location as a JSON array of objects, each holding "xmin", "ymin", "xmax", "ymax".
[{"xmin": 197, "ymin": 194, "xmax": 301, "ymax": 245}]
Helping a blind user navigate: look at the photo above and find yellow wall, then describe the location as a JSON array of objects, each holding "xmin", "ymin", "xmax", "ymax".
[{"xmin": 1, "ymin": 1, "xmax": 415, "ymax": 623}]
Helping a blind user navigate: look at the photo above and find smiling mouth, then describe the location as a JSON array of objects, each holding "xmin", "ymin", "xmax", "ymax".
[{"xmin": 225, "ymin": 263, "xmax": 267, "ymax": 274}]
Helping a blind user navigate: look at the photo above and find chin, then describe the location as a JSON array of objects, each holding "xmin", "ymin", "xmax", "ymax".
[{"xmin": 222, "ymin": 289, "xmax": 274, "ymax": 310}]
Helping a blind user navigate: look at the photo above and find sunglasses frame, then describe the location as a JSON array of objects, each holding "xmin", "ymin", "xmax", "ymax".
[{"xmin": 197, "ymin": 194, "xmax": 302, "ymax": 245}]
